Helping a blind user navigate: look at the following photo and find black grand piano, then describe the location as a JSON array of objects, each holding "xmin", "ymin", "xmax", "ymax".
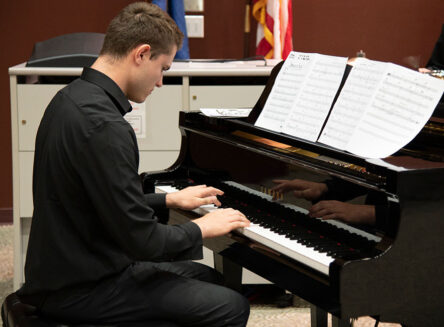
[{"xmin": 142, "ymin": 63, "xmax": 444, "ymax": 327}]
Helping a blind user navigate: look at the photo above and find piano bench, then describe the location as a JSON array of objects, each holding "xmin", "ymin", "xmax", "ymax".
[{"xmin": 1, "ymin": 293, "xmax": 180, "ymax": 327}]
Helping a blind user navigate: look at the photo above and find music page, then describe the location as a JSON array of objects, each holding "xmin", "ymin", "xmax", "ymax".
[
  {"xmin": 319, "ymin": 58, "xmax": 388, "ymax": 149},
  {"xmin": 321, "ymin": 60, "xmax": 444, "ymax": 158},
  {"xmin": 282, "ymin": 54, "xmax": 348, "ymax": 141},
  {"xmin": 255, "ymin": 52, "xmax": 315, "ymax": 131},
  {"xmin": 346, "ymin": 63, "xmax": 444, "ymax": 158}
]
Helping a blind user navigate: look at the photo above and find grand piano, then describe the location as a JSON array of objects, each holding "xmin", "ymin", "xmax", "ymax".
[{"xmin": 142, "ymin": 62, "xmax": 444, "ymax": 327}]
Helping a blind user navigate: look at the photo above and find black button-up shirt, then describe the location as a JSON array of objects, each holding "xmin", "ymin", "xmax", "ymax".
[{"xmin": 21, "ymin": 67, "xmax": 202, "ymax": 294}]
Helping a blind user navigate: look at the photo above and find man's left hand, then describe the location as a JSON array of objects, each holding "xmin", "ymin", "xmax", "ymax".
[{"xmin": 166, "ymin": 185, "xmax": 223, "ymax": 210}]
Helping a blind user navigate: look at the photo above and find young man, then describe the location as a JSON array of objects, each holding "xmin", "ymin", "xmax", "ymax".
[{"xmin": 18, "ymin": 2, "xmax": 250, "ymax": 326}]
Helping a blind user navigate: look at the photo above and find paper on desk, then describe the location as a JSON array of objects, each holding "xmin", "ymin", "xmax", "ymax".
[
  {"xmin": 200, "ymin": 108, "xmax": 252, "ymax": 118},
  {"xmin": 319, "ymin": 58, "xmax": 387, "ymax": 150},
  {"xmin": 254, "ymin": 51, "xmax": 348, "ymax": 141},
  {"xmin": 255, "ymin": 52, "xmax": 313, "ymax": 132},
  {"xmin": 282, "ymin": 54, "xmax": 348, "ymax": 141},
  {"xmin": 319, "ymin": 59, "xmax": 444, "ymax": 158}
]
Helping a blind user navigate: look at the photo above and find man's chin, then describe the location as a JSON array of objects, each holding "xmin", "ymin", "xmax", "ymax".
[{"xmin": 129, "ymin": 96, "xmax": 148, "ymax": 104}]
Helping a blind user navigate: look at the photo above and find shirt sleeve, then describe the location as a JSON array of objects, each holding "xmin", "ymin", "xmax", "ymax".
[
  {"xmin": 75, "ymin": 121, "xmax": 203, "ymax": 261},
  {"xmin": 144, "ymin": 193, "xmax": 166, "ymax": 209}
]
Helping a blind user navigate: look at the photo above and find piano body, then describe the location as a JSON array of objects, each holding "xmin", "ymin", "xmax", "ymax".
[{"xmin": 142, "ymin": 63, "xmax": 444, "ymax": 326}]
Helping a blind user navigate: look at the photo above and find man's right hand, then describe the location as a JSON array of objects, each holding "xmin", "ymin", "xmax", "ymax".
[
  {"xmin": 192, "ymin": 208, "xmax": 250, "ymax": 239},
  {"xmin": 271, "ymin": 179, "xmax": 328, "ymax": 201}
]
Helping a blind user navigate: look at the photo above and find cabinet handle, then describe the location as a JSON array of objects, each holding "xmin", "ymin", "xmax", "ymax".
[
  {"xmin": 192, "ymin": 95, "xmax": 197, "ymax": 100},
  {"xmin": 21, "ymin": 120, "xmax": 27, "ymax": 125}
]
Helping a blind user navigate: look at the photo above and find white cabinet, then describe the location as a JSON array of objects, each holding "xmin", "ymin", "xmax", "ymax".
[
  {"xmin": 9, "ymin": 62, "xmax": 273, "ymax": 289},
  {"xmin": 134, "ymin": 84, "xmax": 183, "ymax": 173},
  {"xmin": 189, "ymin": 85, "xmax": 265, "ymax": 111},
  {"xmin": 18, "ymin": 85, "xmax": 64, "ymax": 151},
  {"xmin": 138, "ymin": 85, "xmax": 183, "ymax": 151}
]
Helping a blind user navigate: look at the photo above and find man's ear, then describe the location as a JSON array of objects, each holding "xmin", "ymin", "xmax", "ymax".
[{"xmin": 134, "ymin": 44, "xmax": 151, "ymax": 65}]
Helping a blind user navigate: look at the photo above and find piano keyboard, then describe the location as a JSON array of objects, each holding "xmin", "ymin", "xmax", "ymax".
[{"xmin": 155, "ymin": 180, "xmax": 381, "ymax": 276}]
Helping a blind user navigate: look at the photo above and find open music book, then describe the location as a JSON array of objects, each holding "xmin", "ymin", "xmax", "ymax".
[{"xmin": 254, "ymin": 52, "xmax": 444, "ymax": 158}]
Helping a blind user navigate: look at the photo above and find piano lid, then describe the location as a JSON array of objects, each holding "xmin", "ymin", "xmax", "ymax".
[{"xmin": 180, "ymin": 110, "xmax": 444, "ymax": 195}]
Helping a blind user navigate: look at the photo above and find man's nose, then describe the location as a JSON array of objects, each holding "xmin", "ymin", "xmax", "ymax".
[{"xmin": 156, "ymin": 77, "xmax": 163, "ymax": 87}]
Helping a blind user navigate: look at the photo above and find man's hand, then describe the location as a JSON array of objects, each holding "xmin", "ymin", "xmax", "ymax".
[
  {"xmin": 271, "ymin": 179, "xmax": 328, "ymax": 201},
  {"xmin": 309, "ymin": 201, "xmax": 376, "ymax": 225},
  {"xmin": 166, "ymin": 185, "xmax": 223, "ymax": 210},
  {"xmin": 192, "ymin": 208, "xmax": 250, "ymax": 239}
]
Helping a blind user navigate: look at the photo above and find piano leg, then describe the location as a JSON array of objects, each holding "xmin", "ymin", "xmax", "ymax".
[
  {"xmin": 214, "ymin": 252, "xmax": 243, "ymax": 292},
  {"xmin": 310, "ymin": 305, "xmax": 353, "ymax": 327},
  {"xmin": 310, "ymin": 305, "xmax": 327, "ymax": 327},
  {"xmin": 332, "ymin": 315, "xmax": 353, "ymax": 327}
]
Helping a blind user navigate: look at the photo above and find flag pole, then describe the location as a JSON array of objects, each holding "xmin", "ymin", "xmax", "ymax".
[{"xmin": 243, "ymin": 0, "xmax": 251, "ymax": 58}]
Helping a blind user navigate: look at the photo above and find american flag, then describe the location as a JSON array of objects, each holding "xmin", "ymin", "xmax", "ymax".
[{"xmin": 252, "ymin": 0, "xmax": 293, "ymax": 60}]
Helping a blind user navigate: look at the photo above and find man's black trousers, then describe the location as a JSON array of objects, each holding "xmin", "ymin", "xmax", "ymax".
[{"xmin": 33, "ymin": 261, "xmax": 250, "ymax": 326}]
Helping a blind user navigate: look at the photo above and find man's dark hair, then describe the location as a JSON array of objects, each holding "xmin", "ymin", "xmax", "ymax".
[{"xmin": 100, "ymin": 2, "xmax": 183, "ymax": 59}]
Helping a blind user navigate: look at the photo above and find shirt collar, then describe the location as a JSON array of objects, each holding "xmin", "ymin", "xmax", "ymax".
[{"xmin": 80, "ymin": 67, "xmax": 132, "ymax": 115}]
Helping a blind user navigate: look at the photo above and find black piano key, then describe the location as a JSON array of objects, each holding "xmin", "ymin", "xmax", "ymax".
[{"xmin": 161, "ymin": 179, "xmax": 381, "ymax": 262}]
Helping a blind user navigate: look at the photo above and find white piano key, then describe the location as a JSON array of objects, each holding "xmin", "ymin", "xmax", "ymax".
[
  {"xmin": 155, "ymin": 183, "xmax": 335, "ymax": 275},
  {"xmin": 155, "ymin": 185, "xmax": 179, "ymax": 194},
  {"xmin": 240, "ymin": 223, "xmax": 333, "ymax": 275}
]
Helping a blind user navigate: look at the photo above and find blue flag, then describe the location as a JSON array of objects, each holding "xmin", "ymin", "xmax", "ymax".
[{"xmin": 152, "ymin": 0, "xmax": 190, "ymax": 59}]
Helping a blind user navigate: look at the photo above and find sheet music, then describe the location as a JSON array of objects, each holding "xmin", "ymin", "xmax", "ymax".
[
  {"xmin": 321, "ymin": 59, "xmax": 444, "ymax": 158},
  {"xmin": 347, "ymin": 63, "xmax": 444, "ymax": 158},
  {"xmin": 282, "ymin": 55, "xmax": 348, "ymax": 141},
  {"xmin": 255, "ymin": 52, "xmax": 316, "ymax": 131},
  {"xmin": 319, "ymin": 58, "xmax": 388, "ymax": 149}
]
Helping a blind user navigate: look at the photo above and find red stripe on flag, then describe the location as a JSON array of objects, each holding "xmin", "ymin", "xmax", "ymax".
[
  {"xmin": 256, "ymin": 38, "xmax": 272, "ymax": 56},
  {"xmin": 282, "ymin": 0, "xmax": 293, "ymax": 59}
]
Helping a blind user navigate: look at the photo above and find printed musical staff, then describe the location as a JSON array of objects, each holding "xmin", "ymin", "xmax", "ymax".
[
  {"xmin": 320, "ymin": 58, "xmax": 444, "ymax": 158},
  {"xmin": 255, "ymin": 52, "xmax": 347, "ymax": 139},
  {"xmin": 255, "ymin": 52, "xmax": 444, "ymax": 158},
  {"xmin": 319, "ymin": 58, "xmax": 387, "ymax": 150}
]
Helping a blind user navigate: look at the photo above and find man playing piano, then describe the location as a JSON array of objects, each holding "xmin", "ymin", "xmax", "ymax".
[{"xmin": 17, "ymin": 2, "xmax": 250, "ymax": 327}]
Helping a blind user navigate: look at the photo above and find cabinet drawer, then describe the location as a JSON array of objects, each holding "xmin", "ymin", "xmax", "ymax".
[{"xmin": 189, "ymin": 85, "xmax": 265, "ymax": 111}]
